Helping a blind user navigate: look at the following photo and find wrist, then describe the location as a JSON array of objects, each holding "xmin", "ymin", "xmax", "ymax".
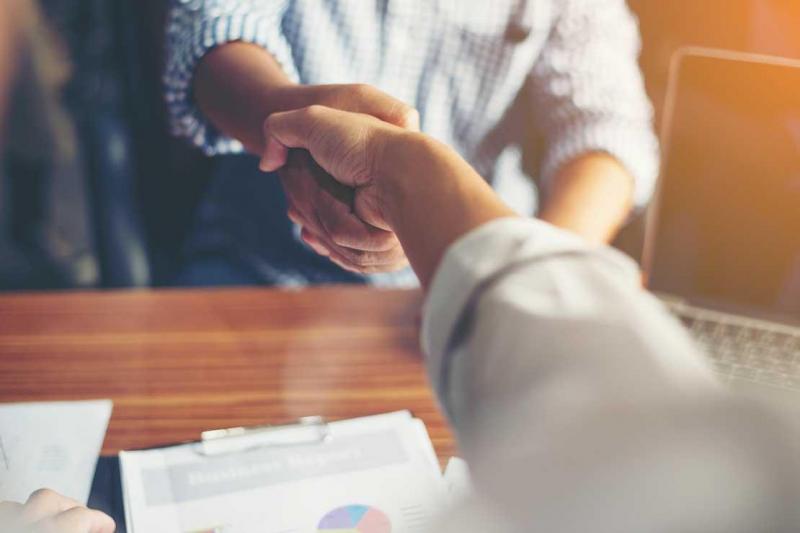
[
  {"xmin": 368, "ymin": 130, "xmax": 518, "ymax": 288},
  {"xmin": 194, "ymin": 41, "xmax": 297, "ymax": 154},
  {"xmin": 373, "ymin": 131, "xmax": 439, "ymax": 229}
]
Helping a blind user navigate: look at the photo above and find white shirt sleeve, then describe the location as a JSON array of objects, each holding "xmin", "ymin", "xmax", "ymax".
[
  {"xmin": 164, "ymin": 0, "xmax": 299, "ymax": 155},
  {"xmin": 423, "ymin": 218, "xmax": 800, "ymax": 533},
  {"xmin": 528, "ymin": 0, "xmax": 660, "ymax": 208}
]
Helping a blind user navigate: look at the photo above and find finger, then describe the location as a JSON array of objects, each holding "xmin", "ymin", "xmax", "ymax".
[
  {"xmin": 286, "ymin": 198, "xmax": 317, "ymax": 230},
  {"xmin": 280, "ymin": 160, "xmax": 329, "ymax": 232},
  {"xmin": 331, "ymin": 249, "xmax": 409, "ymax": 274},
  {"xmin": 300, "ymin": 227, "xmax": 330, "ymax": 257},
  {"xmin": 298, "ymin": 224, "xmax": 361, "ymax": 272},
  {"xmin": 35, "ymin": 508, "xmax": 115, "ymax": 533},
  {"xmin": 309, "ymin": 217, "xmax": 408, "ymax": 271},
  {"xmin": 350, "ymin": 86, "xmax": 420, "ymax": 131},
  {"xmin": 303, "ymin": 221, "xmax": 366, "ymax": 271},
  {"xmin": 328, "ymin": 254, "xmax": 362, "ymax": 274},
  {"xmin": 326, "ymin": 84, "xmax": 420, "ymax": 131},
  {"xmin": 259, "ymin": 134, "xmax": 290, "ymax": 173},
  {"xmin": 317, "ymin": 199, "xmax": 400, "ymax": 252},
  {"xmin": 285, "ymin": 151, "xmax": 398, "ymax": 251},
  {"xmin": 279, "ymin": 154, "xmax": 344, "ymax": 240},
  {"xmin": 320, "ymin": 236, "xmax": 408, "ymax": 274},
  {"xmin": 303, "ymin": 224, "xmax": 407, "ymax": 272},
  {"xmin": 331, "ymin": 241, "xmax": 407, "ymax": 270},
  {"xmin": 23, "ymin": 489, "xmax": 80, "ymax": 524},
  {"xmin": 287, "ymin": 202, "xmax": 330, "ymax": 248},
  {"xmin": 263, "ymin": 106, "xmax": 328, "ymax": 164},
  {"xmin": 286, "ymin": 207, "xmax": 304, "ymax": 226},
  {"xmin": 381, "ymin": 105, "xmax": 418, "ymax": 131},
  {"xmin": 312, "ymin": 207, "xmax": 403, "ymax": 265},
  {"xmin": 0, "ymin": 501, "xmax": 25, "ymax": 528}
]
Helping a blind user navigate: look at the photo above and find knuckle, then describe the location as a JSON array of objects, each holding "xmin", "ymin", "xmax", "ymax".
[
  {"xmin": 349, "ymin": 83, "xmax": 374, "ymax": 99},
  {"xmin": 28, "ymin": 488, "xmax": 57, "ymax": 502},
  {"xmin": 328, "ymin": 227, "xmax": 353, "ymax": 248},
  {"xmin": 403, "ymin": 107, "xmax": 421, "ymax": 129},
  {"xmin": 326, "ymin": 84, "xmax": 373, "ymax": 109},
  {"xmin": 303, "ymin": 104, "xmax": 327, "ymax": 121},
  {"xmin": 373, "ymin": 231, "xmax": 399, "ymax": 251},
  {"xmin": 392, "ymin": 104, "xmax": 418, "ymax": 129}
]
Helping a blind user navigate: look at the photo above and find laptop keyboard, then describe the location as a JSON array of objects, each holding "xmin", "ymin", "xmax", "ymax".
[{"xmin": 678, "ymin": 312, "xmax": 800, "ymax": 391}]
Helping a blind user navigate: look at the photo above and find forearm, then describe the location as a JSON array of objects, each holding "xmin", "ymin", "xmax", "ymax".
[
  {"xmin": 194, "ymin": 42, "xmax": 419, "ymax": 157},
  {"xmin": 538, "ymin": 153, "xmax": 634, "ymax": 244},
  {"xmin": 380, "ymin": 135, "xmax": 517, "ymax": 287},
  {"xmin": 194, "ymin": 42, "xmax": 299, "ymax": 154},
  {"xmin": 430, "ymin": 242, "xmax": 785, "ymax": 532}
]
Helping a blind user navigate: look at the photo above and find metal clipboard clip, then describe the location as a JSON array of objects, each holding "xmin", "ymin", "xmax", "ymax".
[{"xmin": 197, "ymin": 416, "xmax": 331, "ymax": 456}]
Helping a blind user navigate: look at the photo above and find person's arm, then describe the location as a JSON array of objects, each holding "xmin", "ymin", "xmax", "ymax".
[
  {"xmin": 260, "ymin": 106, "xmax": 515, "ymax": 287},
  {"xmin": 194, "ymin": 43, "xmax": 419, "ymax": 157},
  {"xmin": 537, "ymin": 152, "xmax": 635, "ymax": 244},
  {"xmin": 166, "ymin": 1, "xmax": 418, "ymax": 273},
  {"xmin": 193, "ymin": 43, "xmax": 418, "ymax": 272},
  {"xmin": 192, "ymin": 42, "xmax": 292, "ymax": 155},
  {"xmin": 262, "ymin": 106, "xmax": 800, "ymax": 532},
  {"xmin": 529, "ymin": 0, "xmax": 660, "ymax": 243}
]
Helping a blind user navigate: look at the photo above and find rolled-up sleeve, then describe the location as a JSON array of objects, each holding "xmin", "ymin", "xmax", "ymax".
[
  {"xmin": 423, "ymin": 218, "xmax": 800, "ymax": 532},
  {"xmin": 529, "ymin": 0, "xmax": 660, "ymax": 208},
  {"xmin": 165, "ymin": 0, "xmax": 300, "ymax": 155},
  {"xmin": 422, "ymin": 217, "xmax": 715, "ymax": 425}
]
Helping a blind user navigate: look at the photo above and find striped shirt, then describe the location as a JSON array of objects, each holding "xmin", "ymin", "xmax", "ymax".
[{"xmin": 165, "ymin": 0, "xmax": 660, "ymax": 286}]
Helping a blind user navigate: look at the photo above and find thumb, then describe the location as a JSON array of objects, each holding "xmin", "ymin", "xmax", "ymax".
[
  {"xmin": 260, "ymin": 105, "xmax": 393, "ymax": 188},
  {"xmin": 36, "ymin": 508, "xmax": 115, "ymax": 533}
]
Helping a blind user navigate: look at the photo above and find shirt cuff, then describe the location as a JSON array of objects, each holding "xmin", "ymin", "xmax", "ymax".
[
  {"xmin": 420, "ymin": 217, "xmax": 639, "ymax": 400},
  {"xmin": 165, "ymin": 11, "xmax": 300, "ymax": 156},
  {"xmin": 540, "ymin": 118, "xmax": 661, "ymax": 209}
]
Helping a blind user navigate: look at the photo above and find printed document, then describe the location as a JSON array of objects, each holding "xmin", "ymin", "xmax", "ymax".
[
  {"xmin": 0, "ymin": 400, "xmax": 112, "ymax": 504},
  {"xmin": 121, "ymin": 411, "xmax": 445, "ymax": 533}
]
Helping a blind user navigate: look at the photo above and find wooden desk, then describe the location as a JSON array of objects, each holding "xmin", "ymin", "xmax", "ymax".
[{"xmin": 0, "ymin": 288, "xmax": 455, "ymax": 462}]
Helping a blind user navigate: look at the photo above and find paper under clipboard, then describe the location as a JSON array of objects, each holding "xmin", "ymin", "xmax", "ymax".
[{"xmin": 120, "ymin": 411, "xmax": 452, "ymax": 533}]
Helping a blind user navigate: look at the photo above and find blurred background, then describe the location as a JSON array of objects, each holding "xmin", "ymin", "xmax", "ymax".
[{"xmin": 0, "ymin": 0, "xmax": 797, "ymax": 292}]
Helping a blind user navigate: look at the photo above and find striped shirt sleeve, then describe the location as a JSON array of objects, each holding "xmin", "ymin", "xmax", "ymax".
[
  {"xmin": 164, "ymin": 0, "xmax": 300, "ymax": 155},
  {"xmin": 528, "ymin": 0, "xmax": 660, "ymax": 208}
]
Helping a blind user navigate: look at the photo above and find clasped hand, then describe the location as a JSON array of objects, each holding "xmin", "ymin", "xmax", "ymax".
[{"xmin": 260, "ymin": 84, "xmax": 418, "ymax": 274}]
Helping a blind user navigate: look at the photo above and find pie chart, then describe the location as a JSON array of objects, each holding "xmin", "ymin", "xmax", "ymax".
[{"xmin": 317, "ymin": 504, "xmax": 391, "ymax": 533}]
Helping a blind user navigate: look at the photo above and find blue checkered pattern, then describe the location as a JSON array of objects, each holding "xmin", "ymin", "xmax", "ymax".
[{"xmin": 165, "ymin": 0, "xmax": 660, "ymax": 287}]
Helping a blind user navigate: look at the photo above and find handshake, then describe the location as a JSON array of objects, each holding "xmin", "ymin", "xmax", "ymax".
[{"xmin": 257, "ymin": 84, "xmax": 422, "ymax": 275}]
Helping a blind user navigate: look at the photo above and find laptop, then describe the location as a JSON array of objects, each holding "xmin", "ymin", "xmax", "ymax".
[{"xmin": 644, "ymin": 47, "xmax": 800, "ymax": 393}]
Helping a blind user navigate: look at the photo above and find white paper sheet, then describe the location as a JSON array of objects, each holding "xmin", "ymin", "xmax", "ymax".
[
  {"xmin": 443, "ymin": 457, "xmax": 471, "ymax": 503},
  {"xmin": 0, "ymin": 400, "xmax": 113, "ymax": 504},
  {"xmin": 121, "ymin": 411, "xmax": 446, "ymax": 533}
]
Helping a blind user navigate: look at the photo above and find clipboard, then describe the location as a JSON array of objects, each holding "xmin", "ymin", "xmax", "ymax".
[
  {"xmin": 119, "ymin": 411, "xmax": 446, "ymax": 533},
  {"xmin": 199, "ymin": 416, "xmax": 330, "ymax": 456}
]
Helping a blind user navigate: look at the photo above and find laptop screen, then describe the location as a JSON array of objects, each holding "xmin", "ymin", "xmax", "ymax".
[{"xmin": 649, "ymin": 51, "xmax": 800, "ymax": 321}]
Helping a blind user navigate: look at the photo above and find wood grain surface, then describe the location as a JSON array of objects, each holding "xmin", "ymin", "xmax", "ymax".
[{"xmin": 0, "ymin": 288, "xmax": 455, "ymax": 462}]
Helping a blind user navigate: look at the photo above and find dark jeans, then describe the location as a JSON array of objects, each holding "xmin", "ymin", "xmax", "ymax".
[{"xmin": 175, "ymin": 155, "xmax": 365, "ymax": 287}]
